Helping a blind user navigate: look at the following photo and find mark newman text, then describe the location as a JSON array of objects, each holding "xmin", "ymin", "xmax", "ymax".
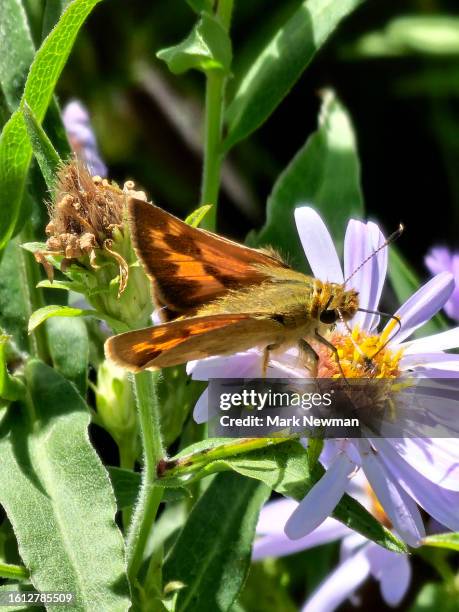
[{"xmin": 220, "ymin": 415, "xmax": 360, "ymax": 427}]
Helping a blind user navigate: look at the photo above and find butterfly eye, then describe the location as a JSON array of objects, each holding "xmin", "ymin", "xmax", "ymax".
[{"xmin": 320, "ymin": 309, "xmax": 338, "ymax": 324}]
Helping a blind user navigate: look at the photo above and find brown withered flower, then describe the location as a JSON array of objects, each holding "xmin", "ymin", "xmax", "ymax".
[
  {"xmin": 36, "ymin": 160, "xmax": 146, "ymax": 292},
  {"xmin": 34, "ymin": 160, "xmax": 153, "ymax": 329}
]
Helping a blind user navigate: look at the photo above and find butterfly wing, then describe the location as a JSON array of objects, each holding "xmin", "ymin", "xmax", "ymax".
[
  {"xmin": 105, "ymin": 313, "xmax": 284, "ymax": 371},
  {"xmin": 128, "ymin": 198, "xmax": 289, "ymax": 317}
]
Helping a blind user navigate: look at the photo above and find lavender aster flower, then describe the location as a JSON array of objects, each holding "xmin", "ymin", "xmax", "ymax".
[
  {"xmin": 425, "ymin": 247, "xmax": 459, "ymax": 321},
  {"xmin": 62, "ymin": 100, "xmax": 108, "ymax": 177},
  {"xmin": 189, "ymin": 206, "xmax": 459, "ymax": 546},
  {"xmin": 254, "ymin": 472, "xmax": 411, "ymax": 611}
]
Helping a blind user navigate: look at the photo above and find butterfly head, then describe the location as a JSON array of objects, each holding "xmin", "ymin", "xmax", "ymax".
[{"xmin": 318, "ymin": 284, "xmax": 359, "ymax": 326}]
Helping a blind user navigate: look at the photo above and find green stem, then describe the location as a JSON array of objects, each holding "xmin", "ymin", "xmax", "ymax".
[
  {"xmin": 0, "ymin": 562, "xmax": 29, "ymax": 580},
  {"xmin": 160, "ymin": 436, "xmax": 291, "ymax": 481},
  {"xmin": 18, "ymin": 229, "xmax": 50, "ymax": 362},
  {"xmin": 199, "ymin": 0, "xmax": 234, "ymax": 231},
  {"xmin": 126, "ymin": 370, "xmax": 165, "ymax": 587},
  {"xmin": 119, "ymin": 436, "xmax": 137, "ymax": 531}
]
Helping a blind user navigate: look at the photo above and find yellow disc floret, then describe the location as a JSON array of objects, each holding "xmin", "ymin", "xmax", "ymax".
[{"xmin": 316, "ymin": 325, "xmax": 404, "ymax": 379}]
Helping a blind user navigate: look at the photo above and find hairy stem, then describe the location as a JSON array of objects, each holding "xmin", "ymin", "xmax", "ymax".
[{"xmin": 126, "ymin": 370, "xmax": 164, "ymax": 587}]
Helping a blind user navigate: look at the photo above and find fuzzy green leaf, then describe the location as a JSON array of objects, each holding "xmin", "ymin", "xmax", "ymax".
[
  {"xmin": 253, "ymin": 92, "xmax": 363, "ymax": 265},
  {"xmin": 0, "ymin": 240, "xmax": 33, "ymax": 352},
  {"xmin": 46, "ymin": 317, "xmax": 89, "ymax": 395},
  {"xmin": 0, "ymin": 360, "xmax": 130, "ymax": 611},
  {"xmin": 224, "ymin": 0, "xmax": 363, "ymax": 150},
  {"xmin": 164, "ymin": 472, "xmax": 270, "ymax": 612},
  {"xmin": 0, "ymin": 0, "xmax": 103, "ymax": 248},
  {"xmin": 22, "ymin": 103, "xmax": 61, "ymax": 191},
  {"xmin": 157, "ymin": 13, "xmax": 232, "ymax": 75},
  {"xmin": 0, "ymin": 0, "xmax": 35, "ymax": 111}
]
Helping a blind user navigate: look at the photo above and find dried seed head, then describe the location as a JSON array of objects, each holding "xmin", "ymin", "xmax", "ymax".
[
  {"xmin": 37, "ymin": 160, "xmax": 148, "ymax": 277},
  {"xmin": 34, "ymin": 160, "xmax": 153, "ymax": 323}
]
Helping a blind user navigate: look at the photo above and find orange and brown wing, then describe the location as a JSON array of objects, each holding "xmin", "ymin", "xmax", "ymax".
[
  {"xmin": 128, "ymin": 198, "xmax": 288, "ymax": 316},
  {"xmin": 105, "ymin": 313, "xmax": 283, "ymax": 371}
]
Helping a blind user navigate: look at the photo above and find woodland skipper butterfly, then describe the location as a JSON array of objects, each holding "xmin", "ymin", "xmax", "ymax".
[{"xmin": 105, "ymin": 199, "xmax": 399, "ymax": 373}]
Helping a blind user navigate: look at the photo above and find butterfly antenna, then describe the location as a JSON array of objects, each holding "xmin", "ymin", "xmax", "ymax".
[{"xmin": 344, "ymin": 224, "xmax": 404, "ymax": 287}]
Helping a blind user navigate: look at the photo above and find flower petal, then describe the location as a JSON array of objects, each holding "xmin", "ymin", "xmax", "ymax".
[
  {"xmin": 387, "ymin": 272, "xmax": 454, "ymax": 344},
  {"xmin": 256, "ymin": 498, "xmax": 298, "ymax": 535},
  {"xmin": 385, "ymin": 438, "xmax": 459, "ymax": 491},
  {"xmin": 358, "ymin": 440, "xmax": 425, "ymax": 547},
  {"xmin": 301, "ymin": 546, "xmax": 371, "ymax": 612},
  {"xmin": 401, "ymin": 326, "xmax": 459, "ymax": 354},
  {"xmin": 344, "ymin": 220, "xmax": 387, "ymax": 330},
  {"xmin": 425, "ymin": 247, "xmax": 452, "ymax": 275},
  {"xmin": 253, "ymin": 516, "xmax": 350, "ymax": 561},
  {"xmin": 294, "ymin": 207, "xmax": 343, "ymax": 283},
  {"xmin": 401, "ymin": 353, "xmax": 459, "ymax": 371},
  {"xmin": 366, "ymin": 544, "xmax": 411, "ymax": 606},
  {"xmin": 193, "ymin": 388, "xmax": 212, "ymax": 424},
  {"xmin": 371, "ymin": 437, "xmax": 459, "ymax": 532},
  {"xmin": 284, "ymin": 452, "xmax": 354, "ymax": 539},
  {"xmin": 187, "ymin": 351, "xmax": 262, "ymax": 379}
]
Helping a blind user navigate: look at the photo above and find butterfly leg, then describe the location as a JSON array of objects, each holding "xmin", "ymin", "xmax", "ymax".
[
  {"xmin": 262, "ymin": 343, "xmax": 281, "ymax": 377},
  {"xmin": 314, "ymin": 329, "xmax": 350, "ymax": 386},
  {"xmin": 298, "ymin": 339, "xmax": 319, "ymax": 376}
]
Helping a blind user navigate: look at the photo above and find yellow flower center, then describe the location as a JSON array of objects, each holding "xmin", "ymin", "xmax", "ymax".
[{"xmin": 316, "ymin": 323, "xmax": 404, "ymax": 379}]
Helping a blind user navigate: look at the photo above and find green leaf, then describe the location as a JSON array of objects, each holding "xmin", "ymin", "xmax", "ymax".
[
  {"xmin": 186, "ymin": 0, "xmax": 213, "ymax": 14},
  {"xmin": 238, "ymin": 563, "xmax": 297, "ymax": 612},
  {"xmin": 108, "ymin": 467, "xmax": 188, "ymax": 510},
  {"xmin": 0, "ymin": 360, "xmax": 130, "ymax": 611},
  {"xmin": 28, "ymin": 304, "xmax": 128, "ymax": 334},
  {"xmin": 422, "ymin": 532, "xmax": 459, "ymax": 552},
  {"xmin": 157, "ymin": 366, "xmax": 206, "ymax": 447},
  {"xmin": 224, "ymin": 0, "xmax": 363, "ymax": 150},
  {"xmin": 409, "ymin": 582, "xmax": 457, "ymax": 612},
  {"xmin": 0, "ymin": 562, "xmax": 28, "ymax": 580},
  {"xmin": 351, "ymin": 16, "xmax": 459, "ymax": 59},
  {"xmin": 184, "ymin": 204, "xmax": 213, "ymax": 227},
  {"xmin": 166, "ymin": 439, "xmax": 407, "ymax": 554},
  {"xmin": 157, "ymin": 13, "xmax": 232, "ymax": 75},
  {"xmin": 219, "ymin": 445, "xmax": 406, "ymax": 554},
  {"xmin": 23, "ymin": 103, "xmax": 61, "ymax": 191},
  {"xmin": 0, "ymin": 240, "xmax": 33, "ymax": 353},
  {"xmin": 0, "ymin": 0, "xmax": 35, "ymax": 111},
  {"xmin": 164, "ymin": 472, "xmax": 270, "ymax": 612},
  {"xmin": 46, "ymin": 317, "xmax": 89, "ymax": 395},
  {"xmin": 389, "ymin": 247, "xmax": 448, "ymax": 336},
  {"xmin": 253, "ymin": 92, "xmax": 363, "ymax": 265},
  {"xmin": 0, "ymin": 0, "xmax": 103, "ymax": 248},
  {"xmin": 0, "ymin": 336, "xmax": 26, "ymax": 401},
  {"xmin": 109, "ymin": 467, "xmax": 141, "ymax": 510}
]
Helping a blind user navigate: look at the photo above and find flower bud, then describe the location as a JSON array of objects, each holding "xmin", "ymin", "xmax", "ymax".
[{"xmin": 94, "ymin": 360, "xmax": 139, "ymax": 463}]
